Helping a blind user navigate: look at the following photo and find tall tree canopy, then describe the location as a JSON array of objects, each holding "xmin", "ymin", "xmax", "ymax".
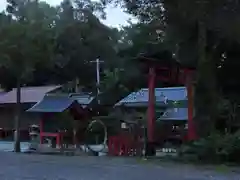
[{"xmin": 0, "ymin": 0, "xmax": 121, "ymax": 90}]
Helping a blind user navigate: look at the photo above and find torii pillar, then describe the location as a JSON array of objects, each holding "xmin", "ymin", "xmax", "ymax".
[
  {"xmin": 146, "ymin": 67, "xmax": 197, "ymax": 155},
  {"xmin": 185, "ymin": 70, "xmax": 196, "ymax": 140},
  {"xmin": 147, "ymin": 66, "xmax": 156, "ymax": 155}
]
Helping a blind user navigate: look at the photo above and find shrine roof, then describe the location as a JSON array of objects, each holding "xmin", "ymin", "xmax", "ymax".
[
  {"xmin": 134, "ymin": 50, "xmax": 196, "ymax": 69},
  {"xmin": 0, "ymin": 85, "xmax": 61, "ymax": 104},
  {"xmin": 157, "ymin": 108, "xmax": 188, "ymax": 121},
  {"xmin": 27, "ymin": 94, "xmax": 78, "ymax": 113},
  {"xmin": 69, "ymin": 93, "xmax": 94, "ymax": 105},
  {"xmin": 136, "ymin": 51, "xmax": 178, "ymax": 65},
  {"xmin": 115, "ymin": 87, "xmax": 187, "ymax": 107}
]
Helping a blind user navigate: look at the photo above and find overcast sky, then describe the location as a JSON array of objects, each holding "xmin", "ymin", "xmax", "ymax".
[{"xmin": 0, "ymin": 0, "xmax": 132, "ymax": 28}]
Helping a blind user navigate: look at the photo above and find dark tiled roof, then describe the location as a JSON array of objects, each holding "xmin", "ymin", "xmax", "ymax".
[
  {"xmin": 70, "ymin": 93, "xmax": 94, "ymax": 105},
  {"xmin": 0, "ymin": 92, "xmax": 7, "ymax": 96},
  {"xmin": 27, "ymin": 92, "xmax": 95, "ymax": 113},
  {"xmin": 116, "ymin": 87, "xmax": 187, "ymax": 106},
  {"xmin": 116, "ymin": 87, "xmax": 189, "ymax": 121},
  {"xmin": 157, "ymin": 108, "xmax": 188, "ymax": 121},
  {"xmin": 0, "ymin": 85, "xmax": 61, "ymax": 104},
  {"xmin": 27, "ymin": 94, "xmax": 76, "ymax": 113}
]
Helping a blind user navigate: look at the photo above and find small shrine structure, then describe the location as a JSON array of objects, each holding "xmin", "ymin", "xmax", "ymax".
[{"xmin": 27, "ymin": 93, "xmax": 94, "ymax": 148}]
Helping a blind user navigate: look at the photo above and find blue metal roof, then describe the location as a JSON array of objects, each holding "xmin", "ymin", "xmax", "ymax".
[
  {"xmin": 157, "ymin": 108, "xmax": 188, "ymax": 121},
  {"xmin": 70, "ymin": 94, "xmax": 94, "ymax": 105},
  {"xmin": 27, "ymin": 95, "xmax": 77, "ymax": 113},
  {"xmin": 116, "ymin": 87, "xmax": 187, "ymax": 106},
  {"xmin": 117, "ymin": 102, "xmax": 168, "ymax": 108}
]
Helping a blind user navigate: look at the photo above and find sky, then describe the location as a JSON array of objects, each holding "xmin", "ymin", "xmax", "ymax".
[{"xmin": 0, "ymin": 0, "xmax": 132, "ymax": 28}]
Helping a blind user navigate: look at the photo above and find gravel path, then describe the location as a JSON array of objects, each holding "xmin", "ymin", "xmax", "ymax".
[{"xmin": 0, "ymin": 152, "xmax": 239, "ymax": 180}]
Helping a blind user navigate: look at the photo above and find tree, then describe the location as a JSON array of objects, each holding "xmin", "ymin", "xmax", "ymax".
[
  {"xmin": 162, "ymin": 0, "xmax": 240, "ymax": 135},
  {"xmin": 0, "ymin": 0, "xmax": 56, "ymax": 152},
  {"xmin": 53, "ymin": 0, "xmax": 119, "ymax": 92}
]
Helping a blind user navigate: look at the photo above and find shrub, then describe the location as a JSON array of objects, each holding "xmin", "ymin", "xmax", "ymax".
[{"xmin": 179, "ymin": 131, "xmax": 240, "ymax": 163}]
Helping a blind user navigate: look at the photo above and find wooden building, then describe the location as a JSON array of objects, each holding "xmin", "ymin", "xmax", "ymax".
[
  {"xmin": 0, "ymin": 85, "xmax": 61, "ymax": 140},
  {"xmin": 27, "ymin": 93, "xmax": 95, "ymax": 147}
]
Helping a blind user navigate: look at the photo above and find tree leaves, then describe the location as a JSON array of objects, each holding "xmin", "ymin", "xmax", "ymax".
[{"xmin": 0, "ymin": 0, "xmax": 121, "ymax": 90}]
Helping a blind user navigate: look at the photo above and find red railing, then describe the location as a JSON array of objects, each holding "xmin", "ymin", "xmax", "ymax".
[{"xmin": 108, "ymin": 135, "xmax": 143, "ymax": 156}]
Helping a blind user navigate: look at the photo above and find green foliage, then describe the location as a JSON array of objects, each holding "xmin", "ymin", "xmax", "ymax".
[
  {"xmin": 52, "ymin": 0, "xmax": 120, "ymax": 89},
  {"xmin": 0, "ymin": 0, "xmax": 122, "ymax": 90},
  {"xmin": 0, "ymin": 20, "xmax": 55, "ymax": 85},
  {"xmin": 180, "ymin": 131, "xmax": 240, "ymax": 163}
]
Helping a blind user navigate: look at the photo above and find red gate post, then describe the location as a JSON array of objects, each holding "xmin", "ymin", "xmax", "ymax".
[
  {"xmin": 186, "ymin": 71, "xmax": 196, "ymax": 140},
  {"xmin": 147, "ymin": 67, "xmax": 156, "ymax": 155},
  {"xmin": 148, "ymin": 67, "xmax": 156, "ymax": 142}
]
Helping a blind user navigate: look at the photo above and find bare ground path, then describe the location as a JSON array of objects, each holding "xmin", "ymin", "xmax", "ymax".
[{"xmin": 0, "ymin": 152, "xmax": 239, "ymax": 180}]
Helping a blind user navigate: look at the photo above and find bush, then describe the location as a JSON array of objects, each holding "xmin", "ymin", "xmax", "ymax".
[{"xmin": 179, "ymin": 131, "xmax": 240, "ymax": 163}]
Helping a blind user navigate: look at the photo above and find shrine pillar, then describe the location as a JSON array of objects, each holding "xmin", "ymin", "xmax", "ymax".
[
  {"xmin": 39, "ymin": 118, "xmax": 43, "ymax": 144},
  {"xmin": 147, "ymin": 67, "xmax": 156, "ymax": 143}
]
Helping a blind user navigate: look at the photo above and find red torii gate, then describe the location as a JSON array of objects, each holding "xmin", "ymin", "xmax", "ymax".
[{"xmin": 137, "ymin": 54, "xmax": 197, "ymax": 150}]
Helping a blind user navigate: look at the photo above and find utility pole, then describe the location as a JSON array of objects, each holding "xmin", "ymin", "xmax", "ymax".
[
  {"xmin": 89, "ymin": 58, "xmax": 104, "ymax": 156},
  {"xmin": 90, "ymin": 58, "xmax": 104, "ymax": 105}
]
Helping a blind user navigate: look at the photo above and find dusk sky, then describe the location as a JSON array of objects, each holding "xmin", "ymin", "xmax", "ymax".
[{"xmin": 0, "ymin": 0, "xmax": 133, "ymax": 28}]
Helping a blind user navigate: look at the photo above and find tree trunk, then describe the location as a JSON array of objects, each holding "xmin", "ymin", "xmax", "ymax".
[
  {"xmin": 195, "ymin": 18, "xmax": 217, "ymax": 137},
  {"xmin": 14, "ymin": 79, "xmax": 21, "ymax": 152}
]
